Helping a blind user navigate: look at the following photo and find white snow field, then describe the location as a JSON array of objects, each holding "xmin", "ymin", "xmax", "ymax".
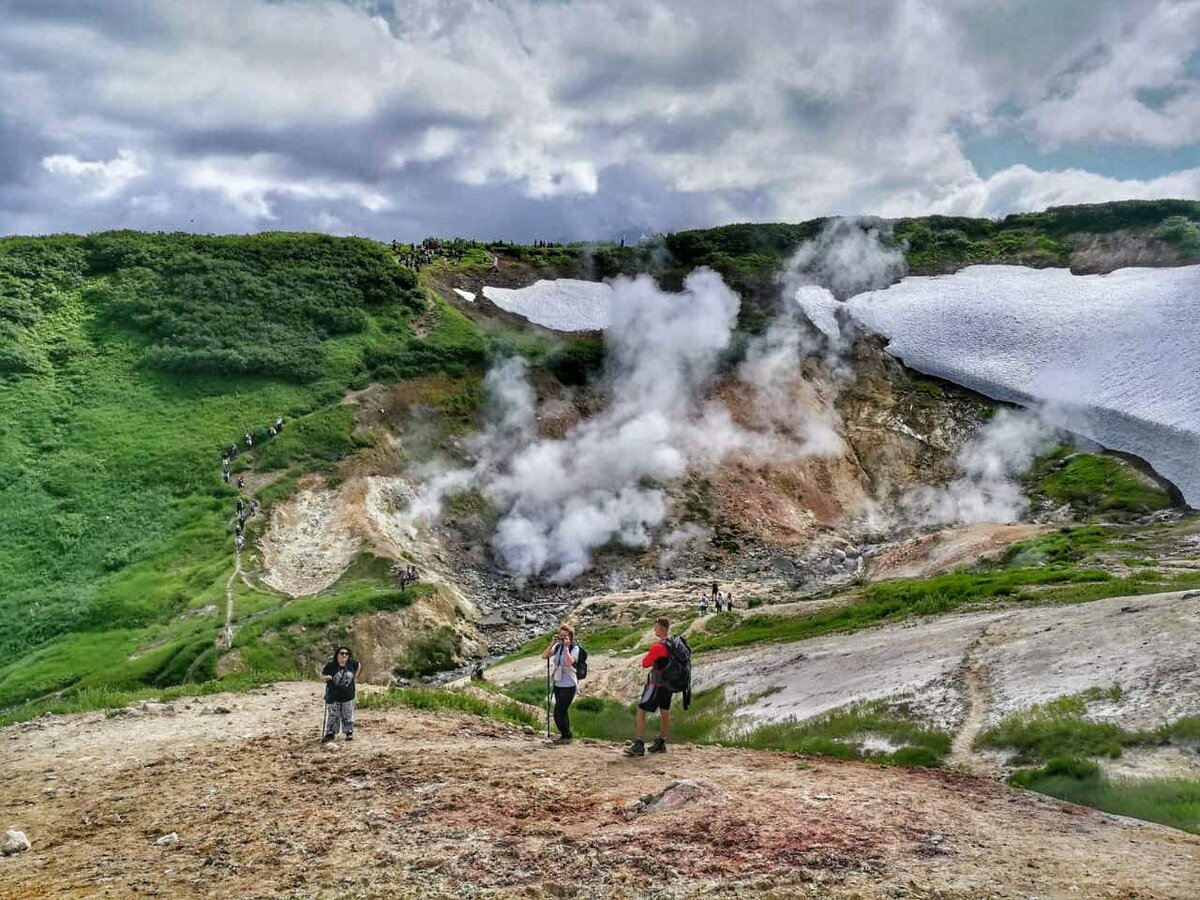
[
  {"xmin": 482, "ymin": 279, "xmax": 613, "ymax": 331},
  {"xmin": 836, "ymin": 265, "xmax": 1200, "ymax": 506},
  {"xmin": 452, "ymin": 288, "xmax": 476, "ymax": 303}
]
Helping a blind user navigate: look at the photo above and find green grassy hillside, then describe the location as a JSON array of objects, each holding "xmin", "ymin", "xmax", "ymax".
[{"xmin": 0, "ymin": 232, "xmax": 485, "ymax": 717}]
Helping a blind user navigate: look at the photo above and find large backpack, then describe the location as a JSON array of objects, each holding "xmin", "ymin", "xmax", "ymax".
[
  {"xmin": 574, "ymin": 645, "xmax": 589, "ymax": 681},
  {"xmin": 658, "ymin": 636, "xmax": 691, "ymax": 693}
]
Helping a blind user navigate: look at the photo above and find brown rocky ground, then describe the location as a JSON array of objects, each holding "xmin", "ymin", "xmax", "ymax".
[{"xmin": 3, "ymin": 683, "xmax": 1197, "ymax": 900}]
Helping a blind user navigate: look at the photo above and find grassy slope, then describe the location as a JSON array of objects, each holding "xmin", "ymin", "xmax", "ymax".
[{"xmin": 0, "ymin": 233, "xmax": 487, "ymax": 718}]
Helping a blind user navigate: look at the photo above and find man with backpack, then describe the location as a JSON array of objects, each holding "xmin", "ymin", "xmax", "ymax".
[{"xmin": 624, "ymin": 617, "xmax": 691, "ymax": 757}]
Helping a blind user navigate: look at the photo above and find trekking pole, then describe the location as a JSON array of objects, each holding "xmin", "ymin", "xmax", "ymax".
[
  {"xmin": 545, "ymin": 656, "xmax": 551, "ymax": 740},
  {"xmin": 321, "ymin": 697, "xmax": 327, "ymax": 741}
]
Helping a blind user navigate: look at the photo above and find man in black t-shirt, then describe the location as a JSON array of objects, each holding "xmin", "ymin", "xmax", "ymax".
[{"xmin": 320, "ymin": 647, "xmax": 361, "ymax": 742}]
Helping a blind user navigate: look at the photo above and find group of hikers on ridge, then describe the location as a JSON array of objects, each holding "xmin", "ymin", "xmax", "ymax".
[
  {"xmin": 220, "ymin": 417, "xmax": 280, "ymax": 550},
  {"xmin": 540, "ymin": 615, "xmax": 692, "ymax": 757},
  {"xmin": 700, "ymin": 580, "xmax": 735, "ymax": 614},
  {"xmin": 315, "ymin": 614, "xmax": 692, "ymax": 753}
]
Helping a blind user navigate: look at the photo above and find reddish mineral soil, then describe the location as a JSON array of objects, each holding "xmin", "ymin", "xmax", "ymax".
[{"xmin": 2, "ymin": 682, "xmax": 1197, "ymax": 899}]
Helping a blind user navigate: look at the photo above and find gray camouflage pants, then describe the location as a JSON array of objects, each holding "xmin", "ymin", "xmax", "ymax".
[{"xmin": 325, "ymin": 700, "xmax": 355, "ymax": 736}]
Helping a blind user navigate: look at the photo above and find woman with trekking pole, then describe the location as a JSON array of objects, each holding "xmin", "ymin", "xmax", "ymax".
[{"xmin": 541, "ymin": 624, "xmax": 580, "ymax": 746}]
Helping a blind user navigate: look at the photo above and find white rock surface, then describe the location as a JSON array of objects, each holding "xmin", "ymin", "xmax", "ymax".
[
  {"xmin": 841, "ymin": 265, "xmax": 1200, "ymax": 504},
  {"xmin": 154, "ymin": 832, "xmax": 179, "ymax": 846},
  {"xmin": 482, "ymin": 279, "xmax": 613, "ymax": 331},
  {"xmin": 1, "ymin": 829, "xmax": 30, "ymax": 854},
  {"xmin": 452, "ymin": 288, "xmax": 476, "ymax": 303}
]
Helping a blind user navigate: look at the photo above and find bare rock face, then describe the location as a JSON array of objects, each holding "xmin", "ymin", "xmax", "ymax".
[
  {"xmin": 1, "ymin": 829, "xmax": 30, "ymax": 854},
  {"xmin": 621, "ymin": 779, "xmax": 727, "ymax": 820}
]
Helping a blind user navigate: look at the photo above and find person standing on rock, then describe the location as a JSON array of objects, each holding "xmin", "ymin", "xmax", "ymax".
[
  {"xmin": 541, "ymin": 624, "xmax": 580, "ymax": 745},
  {"xmin": 321, "ymin": 647, "xmax": 361, "ymax": 743},
  {"xmin": 625, "ymin": 617, "xmax": 690, "ymax": 757}
]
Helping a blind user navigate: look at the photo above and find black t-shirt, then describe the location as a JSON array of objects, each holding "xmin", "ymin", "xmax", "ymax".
[{"xmin": 322, "ymin": 659, "xmax": 359, "ymax": 702}]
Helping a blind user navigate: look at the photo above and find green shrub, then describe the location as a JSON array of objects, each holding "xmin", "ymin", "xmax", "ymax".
[
  {"xmin": 978, "ymin": 691, "xmax": 1158, "ymax": 763},
  {"xmin": 360, "ymin": 686, "xmax": 538, "ymax": 729},
  {"xmin": 254, "ymin": 404, "xmax": 358, "ymax": 471},
  {"xmin": 395, "ymin": 626, "xmax": 461, "ymax": 678},
  {"xmin": 1009, "ymin": 756, "xmax": 1200, "ymax": 834}
]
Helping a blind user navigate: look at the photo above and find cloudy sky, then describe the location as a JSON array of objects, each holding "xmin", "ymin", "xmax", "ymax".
[{"xmin": 2, "ymin": 0, "xmax": 1197, "ymax": 241}]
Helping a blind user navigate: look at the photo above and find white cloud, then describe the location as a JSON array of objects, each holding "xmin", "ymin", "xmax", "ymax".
[
  {"xmin": 3, "ymin": 0, "xmax": 1197, "ymax": 236},
  {"xmin": 926, "ymin": 164, "xmax": 1200, "ymax": 218},
  {"xmin": 41, "ymin": 149, "xmax": 145, "ymax": 198},
  {"xmin": 178, "ymin": 153, "xmax": 391, "ymax": 220},
  {"xmin": 1020, "ymin": 2, "xmax": 1200, "ymax": 149}
]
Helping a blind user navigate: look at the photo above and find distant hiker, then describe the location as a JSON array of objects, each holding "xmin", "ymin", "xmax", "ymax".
[
  {"xmin": 726, "ymin": 593, "xmax": 734, "ymax": 610},
  {"xmin": 235, "ymin": 533, "xmax": 244, "ymax": 552},
  {"xmin": 236, "ymin": 520, "xmax": 244, "ymax": 536},
  {"xmin": 699, "ymin": 595, "xmax": 708, "ymax": 614},
  {"xmin": 236, "ymin": 498, "xmax": 244, "ymax": 515},
  {"xmin": 275, "ymin": 417, "xmax": 284, "ymax": 432},
  {"xmin": 542, "ymin": 624, "xmax": 581, "ymax": 745},
  {"xmin": 238, "ymin": 512, "xmax": 247, "ymax": 530},
  {"xmin": 228, "ymin": 443, "xmax": 238, "ymax": 459},
  {"xmin": 267, "ymin": 426, "xmax": 277, "ymax": 438},
  {"xmin": 491, "ymin": 255, "xmax": 499, "ymax": 272},
  {"xmin": 714, "ymin": 595, "xmax": 723, "ymax": 613},
  {"xmin": 250, "ymin": 498, "xmax": 259, "ymax": 516},
  {"xmin": 236, "ymin": 476, "xmax": 245, "ymax": 489},
  {"xmin": 624, "ymin": 617, "xmax": 691, "ymax": 757},
  {"xmin": 244, "ymin": 432, "xmax": 253, "ymax": 448},
  {"xmin": 321, "ymin": 647, "xmax": 361, "ymax": 743},
  {"xmin": 471, "ymin": 660, "xmax": 486, "ymax": 681},
  {"xmin": 222, "ymin": 470, "xmax": 230, "ymax": 484},
  {"xmin": 222, "ymin": 457, "xmax": 231, "ymax": 472}
]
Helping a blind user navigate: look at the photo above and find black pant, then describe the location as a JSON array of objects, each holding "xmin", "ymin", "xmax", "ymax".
[{"xmin": 553, "ymin": 686, "xmax": 576, "ymax": 738}]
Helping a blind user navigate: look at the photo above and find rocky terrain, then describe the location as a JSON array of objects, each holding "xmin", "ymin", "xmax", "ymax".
[{"xmin": 2, "ymin": 682, "xmax": 1198, "ymax": 900}]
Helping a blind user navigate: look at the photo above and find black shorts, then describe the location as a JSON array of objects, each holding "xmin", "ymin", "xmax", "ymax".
[{"xmin": 638, "ymin": 684, "xmax": 672, "ymax": 712}]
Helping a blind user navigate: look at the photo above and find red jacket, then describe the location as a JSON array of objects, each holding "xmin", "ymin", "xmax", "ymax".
[{"xmin": 641, "ymin": 640, "xmax": 668, "ymax": 668}]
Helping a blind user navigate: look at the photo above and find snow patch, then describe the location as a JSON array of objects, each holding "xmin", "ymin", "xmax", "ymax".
[
  {"xmin": 845, "ymin": 265, "xmax": 1200, "ymax": 505},
  {"xmin": 482, "ymin": 279, "xmax": 613, "ymax": 331},
  {"xmin": 453, "ymin": 288, "xmax": 476, "ymax": 303}
]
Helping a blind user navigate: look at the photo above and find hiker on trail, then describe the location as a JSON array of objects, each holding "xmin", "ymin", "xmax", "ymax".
[
  {"xmin": 542, "ymin": 624, "xmax": 580, "ymax": 745},
  {"xmin": 222, "ymin": 457, "xmax": 230, "ymax": 472},
  {"xmin": 624, "ymin": 617, "xmax": 691, "ymax": 757},
  {"xmin": 699, "ymin": 595, "xmax": 708, "ymax": 614},
  {"xmin": 491, "ymin": 255, "xmax": 499, "ymax": 272},
  {"xmin": 711, "ymin": 582, "xmax": 719, "ymax": 600},
  {"xmin": 267, "ymin": 426, "xmax": 276, "ymax": 438},
  {"xmin": 236, "ymin": 498, "xmax": 244, "ymax": 515},
  {"xmin": 244, "ymin": 433, "xmax": 253, "ymax": 449},
  {"xmin": 275, "ymin": 417, "xmax": 284, "ymax": 432},
  {"xmin": 238, "ymin": 513, "xmax": 247, "ymax": 530},
  {"xmin": 236, "ymin": 476, "xmax": 245, "ymax": 489},
  {"xmin": 228, "ymin": 443, "xmax": 238, "ymax": 459},
  {"xmin": 222, "ymin": 470, "xmax": 230, "ymax": 484},
  {"xmin": 321, "ymin": 647, "xmax": 361, "ymax": 743},
  {"xmin": 235, "ymin": 533, "xmax": 244, "ymax": 552},
  {"xmin": 714, "ymin": 595, "xmax": 723, "ymax": 613},
  {"xmin": 250, "ymin": 498, "xmax": 259, "ymax": 516}
]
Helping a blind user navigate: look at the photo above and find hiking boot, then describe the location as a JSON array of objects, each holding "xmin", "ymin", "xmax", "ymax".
[
  {"xmin": 552, "ymin": 736, "xmax": 573, "ymax": 745},
  {"xmin": 623, "ymin": 739, "xmax": 645, "ymax": 757},
  {"xmin": 321, "ymin": 734, "xmax": 335, "ymax": 744},
  {"xmin": 345, "ymin": 733, "xmax": 354, "ymax": 742},
  {"xmin": 648, "ymin": 737, "xmax": 667, "ymax": 754}
]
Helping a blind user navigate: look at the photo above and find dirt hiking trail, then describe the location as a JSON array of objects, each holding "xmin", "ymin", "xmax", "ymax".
[{"xmin": 2, "ymin": 682, "xmax": 1197, "ymax": 899}]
